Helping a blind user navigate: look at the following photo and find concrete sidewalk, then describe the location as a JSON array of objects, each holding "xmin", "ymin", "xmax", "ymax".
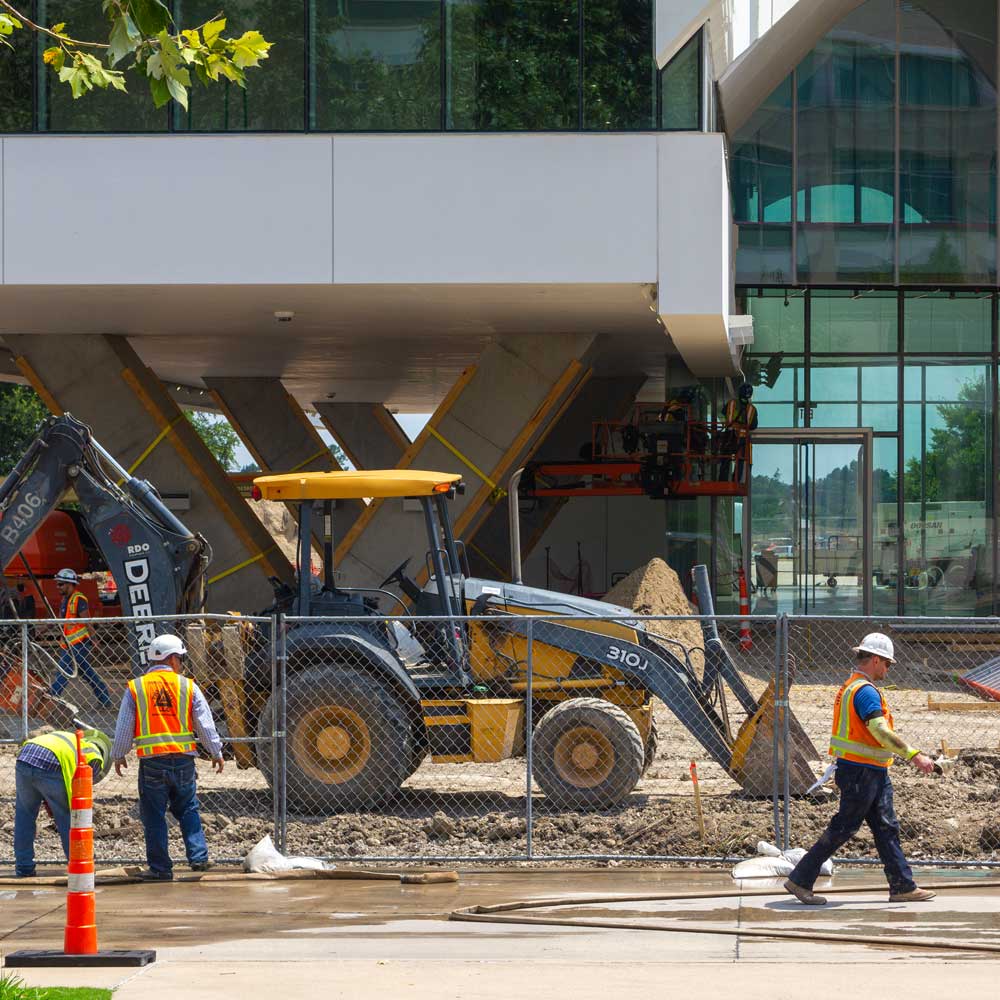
[{"xmin": 2, "ymin": 869, "xmax": 997, "ymax": 999}]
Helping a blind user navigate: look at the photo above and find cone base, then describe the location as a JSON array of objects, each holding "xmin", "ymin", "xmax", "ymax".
[{"xmin": 4, "ymin": 950, "xmax": 156, "ymax": 968}]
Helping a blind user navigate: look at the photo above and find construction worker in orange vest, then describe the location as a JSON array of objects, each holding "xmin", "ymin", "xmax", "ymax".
[
  {"xmin": 784, "ymin": 633, "xmax": 937, "ymax": 906},
  {"xmin": 49, "ymin": 568, "xmax": 111, "ymax": 707},
  {"xmin": 718, "ymin": 384, "xmax": 758, "ymax": 483},
  {"xmin": 111, "ymin": 633, "xmax": 223, "ymax": 882}
]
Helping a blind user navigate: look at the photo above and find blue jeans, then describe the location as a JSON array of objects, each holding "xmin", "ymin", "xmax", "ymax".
[
  {"xmin": 138, "ymin": 755, "xmax": 209, "ymax": 875},
  {"xmin": 14, "ymin": 761, "xmax": 71, "ymax": 876},
  {"xmin": 789, "ymin": 762, "xmax": 917, "ymax": 894},
  {"xmin": 50, "ymin": 640, "xmax": 112, "ymax": 706}
]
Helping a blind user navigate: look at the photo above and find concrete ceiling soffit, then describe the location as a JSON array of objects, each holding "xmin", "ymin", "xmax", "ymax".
[{"xmin": 718, "ymin": 0, "xmax": 863, "ymax": 135}]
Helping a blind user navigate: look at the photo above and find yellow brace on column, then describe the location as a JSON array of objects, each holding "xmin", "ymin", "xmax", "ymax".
[{"xmin": 427, "ymin": 426, "xmax": 507, "ymax": 504}]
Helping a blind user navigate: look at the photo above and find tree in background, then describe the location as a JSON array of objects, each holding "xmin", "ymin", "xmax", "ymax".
[
  {"xmin": 187, "ymin": 411, "xmax": 241, "ymax": 470},
  {"xmin": 0, "ymin": 385, "xmax": 49, "ymax": 474}
]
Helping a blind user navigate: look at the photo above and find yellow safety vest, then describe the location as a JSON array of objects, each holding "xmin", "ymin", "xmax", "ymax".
[
  {"xmin": 128, "ymin": 669, "xmax": 196, "ymax": 757},
  {"xmin": 829, "ymin": 673, "xmax": 895, "ymax": 767},
  {"xmin": 24, "ymin": 731, "xmax": 103, "ymax": 803},
  {"xmin": 61, "ymin": 591, "xmax": 90, "ymax": 648}
]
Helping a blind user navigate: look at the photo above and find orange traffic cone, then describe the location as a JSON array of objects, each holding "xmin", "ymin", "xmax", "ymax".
[
  {"xmin": 65, "ymin": 729, "xmax": 97, "ymax": 955},
  {"xmin": 738, "ymin": 566, "xmax": 753, "ymax": 651}
]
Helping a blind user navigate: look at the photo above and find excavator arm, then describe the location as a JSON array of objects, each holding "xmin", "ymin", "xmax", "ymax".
[{"xmin": 0, "ymin": 414, "xmax": 210, "ymax": 671}]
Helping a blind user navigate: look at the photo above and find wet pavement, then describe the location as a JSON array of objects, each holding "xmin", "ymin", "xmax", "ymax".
[{"xmin": 1, "ymin": 868, "xmax": 997, "ymax": 998}]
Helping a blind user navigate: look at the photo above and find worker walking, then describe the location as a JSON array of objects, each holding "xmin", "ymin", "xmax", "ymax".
[
  {"xmin": 49, "ymin": 568, "xmax": 112, "ymax": 707},
  {"xmin": 112, "ymin": 633, "xmax": 223, "ymax": 881},
  {"xmin": 784, "ymin": 633, "xmax": 937, "ymax": 905},
  {"xmin": 13, "ymin": 728, "xmax": 111, "ymax": 877}
]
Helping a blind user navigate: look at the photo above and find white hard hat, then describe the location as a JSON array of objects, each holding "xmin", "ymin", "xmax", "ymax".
[
  {"xmin": 55, "ymin": 568, "xmax": 79, "ymax": 583},
  {"xmin": 852, "ymin": 632, "xmax": 895, "ymax": 663},
  {"xmin": 147, "ymin": 633, "xmax": 188, "ymax": 663}
]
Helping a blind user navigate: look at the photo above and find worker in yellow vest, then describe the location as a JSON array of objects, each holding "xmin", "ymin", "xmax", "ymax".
[
  {"xmin": 718, "ymin": 384, "xmax": 758, "ymax": 483},
  {"xmin": 50, "ymin": 568, "xmax": 112, "ymax": 707},
  {"xmin": 784, "ymin": 633, "xmax": 937, "ymax": 905},
  {"xmin": 14, "ymin": 728, "xmax": 111, "ymax": 877},
  {"xmin": 112, "ymin": 633, "xmax": 223, "ymax": 882}
]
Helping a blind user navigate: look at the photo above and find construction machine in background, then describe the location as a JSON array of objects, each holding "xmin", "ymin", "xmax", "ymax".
[
  {"xmin": 0, "ymin": 414, "xmax": 210, "ymax": 722},
  {"xmin": 233, "ymin": 467, "xmax": 817, "ymax": 812}
]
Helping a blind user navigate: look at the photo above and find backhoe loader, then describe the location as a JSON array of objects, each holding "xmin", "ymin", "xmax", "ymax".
[{"xmin": 241, "ymin": 468, "xmax": 817, "ymax": 811}]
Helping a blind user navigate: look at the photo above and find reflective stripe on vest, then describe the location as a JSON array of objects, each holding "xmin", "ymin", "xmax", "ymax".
[
  {"xmin": 829, "ymin": 674, "xmax": 895, "ymax": 766},
  {"xmin": 61, "ymin": 592, "xmax": 90, "ymax": 647},
  {"xmin": 24, "ymin": 731, "xmax": 102, "ymax": 803},
  {"xmin": 129, "ymin": 670, "xmax": 196, "ymax": 757}
]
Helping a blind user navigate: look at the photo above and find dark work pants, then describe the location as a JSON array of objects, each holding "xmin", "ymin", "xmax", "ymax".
[{"xmin": 788, "ymin": 762, "xmax": 917, "ymax": 894}]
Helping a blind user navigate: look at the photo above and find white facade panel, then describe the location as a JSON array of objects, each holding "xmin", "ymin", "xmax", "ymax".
[
  {"xmin": 330, "ymin": 135, "xmax": 658, "ymax": 284},
  {"xmin": 1, "ymin": 136, "xmax": 334, "ymax": 285}
]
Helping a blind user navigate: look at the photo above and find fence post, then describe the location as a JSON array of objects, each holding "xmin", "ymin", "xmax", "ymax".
[
  {"xmin": 525, "ymin": 618, "xmax": 534, "ymax": 861},
  {"xmin": 781, "ymin": 614, "xmax": 791, "ymax": 851},
  {"xmin": 271, "ymin": 614, "xmax": 289, "ymax": 854},
  {"xmin": 771, "ymin": 613, "xmax": 784, "ymax": 848},
  {"xmin": 20, "ymin": 621, "xmax": 29, "ymax": 743}
]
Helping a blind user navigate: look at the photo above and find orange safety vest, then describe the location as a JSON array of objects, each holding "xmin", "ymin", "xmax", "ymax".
[
  {"xmin": 829, "ymin": 672, "xmax": 895, "ymax": 768},
  {"xmin": 128, "ymin": 669, "xmax": 196, "ymax": 757},
  {"xmin": 60, "ymin": 591, "xmax": 90, "ymax": 648}
]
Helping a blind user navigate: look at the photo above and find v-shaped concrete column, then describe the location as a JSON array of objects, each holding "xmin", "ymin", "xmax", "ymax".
[
  {"xmin": 313, "ymin": 402, "xmax": 408, "ymax": 472},
  {"xmin": 6, "ymin": 335, "xmax": 294, "ymax": 612}
]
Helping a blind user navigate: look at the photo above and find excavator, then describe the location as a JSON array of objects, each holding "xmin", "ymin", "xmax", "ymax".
[
  {"xmin": 0, "ymin": 414, "xmax": 210, "ymax": 721},
  {"xmin": 243, "ymin": 468, "xmax": 817, "ymax": 811}
]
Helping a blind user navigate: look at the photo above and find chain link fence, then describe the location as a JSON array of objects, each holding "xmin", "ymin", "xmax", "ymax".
[{"xmin": 2, "ymin": 610, "xmax": 999, "ymax": 868}]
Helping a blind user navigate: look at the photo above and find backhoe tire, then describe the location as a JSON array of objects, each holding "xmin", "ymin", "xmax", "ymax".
[
  {"xmin": 257, "ymin": 666, "xmax": 413, "ymax": 813},
  {"xmin": 642, "ymin": 714, "xmax": 659, "ymax": 775},
  {"xmin": 532, "ymin": 698, "xmax": 644, "ymax": 811}
]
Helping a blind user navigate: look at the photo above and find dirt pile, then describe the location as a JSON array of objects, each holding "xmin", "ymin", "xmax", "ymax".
[
  {"xmin": 249, "ymin": 499, "xmax": 299, "ymax": 564},
  {"xmin": 604, "ymin": 558, "xmax": 705, "ymax": 668}
]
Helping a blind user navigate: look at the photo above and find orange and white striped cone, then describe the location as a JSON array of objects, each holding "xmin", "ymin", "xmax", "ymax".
[
  {"xmin": 738, "ymin": 567, "xmax": 753, "ymax": 651},
  {"xmin": 65, "ymin": 729, "xmax": 97, "ymax": 955}
]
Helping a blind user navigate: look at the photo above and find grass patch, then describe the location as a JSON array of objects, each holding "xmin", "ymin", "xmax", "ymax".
[{"xmin": 0, "ymin": 971, "xmax": 111, "ymax": 1000}]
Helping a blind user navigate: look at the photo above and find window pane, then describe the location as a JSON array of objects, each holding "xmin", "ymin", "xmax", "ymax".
[
  {"xmin": 446, "ymin": 1, "xmax": 578, "ymax": 130},
  {"xmin": 315, "ymin": 0, "xmax": 441, "ymax": 130},
  {"xmin": 42, "ymin": 1, "xmax": 167, "ymax": 131},
  {"xmin": 731, "ymin": 75, "xmax": 792, "ymax": 223},
  {"xmin": 583, "ymin": 1, "xmax": 654, "ymax": 130},
  {"xmin": 0, "ymin": 8, "xmax": 32, "ymax": 132},
  {"xmin": 810, "ymin": 290, "xmax": 898, "ymax": 353},
  {"xmin": 660, "ymin": 29, "xmax": 699, "ymax": 130},
  {"xmin": 176, "ymin": 1, "xmax": 305, "ymax": 131},
  {"xmin": 735, "ymin": 225, "xmax": 793, "ymax": 285},
  {"xmin": 904, "ymin": 292, "xmax": 992, "ymax": 353},
  {"xmin": 796, "ymin": 224, "xmax": 894, "ymax": 284},
  {"xmin": 872, "ymin": 436, "xmax": 899, "ymax": 615},
  {"xmin": 744, "ymin": 289, "xmax": 805, "ymax": 353},
  {"xmin": 898, "ymin": 0, "xmax": 997, "ymax": 283}
]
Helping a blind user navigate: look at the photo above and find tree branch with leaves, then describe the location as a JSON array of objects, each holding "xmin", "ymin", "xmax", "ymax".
[{"xmin": 0, "ymin": 0, "xmax": 270, "ymax": 108}]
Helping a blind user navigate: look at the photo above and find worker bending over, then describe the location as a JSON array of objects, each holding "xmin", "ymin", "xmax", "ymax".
[
  {"xmin": 784, "ymin": 633, "xmax": 936, "ymax": 905},
  {"xmin": 14, "ymin": 728, "xmax": 111, "ymax": 877},
  {"xmin": 112, "ymin": 633, "xmax": 223, "ymax": 882}
]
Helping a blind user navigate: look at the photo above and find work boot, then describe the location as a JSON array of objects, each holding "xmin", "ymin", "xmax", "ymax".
[
  {"xmin": 135, "ymin": 869, "xmax": 173, "ymax": 882},
  {"xmin": 190, "ymin": 861, "xmax": 212, "ymax": 872},
  {"xmin": 783, "ymin": 879, "xmax": 827, "ymax": 905},
  {"xmin": 888, "ymin": 887, "xmax": 936, "ymax": 902}
]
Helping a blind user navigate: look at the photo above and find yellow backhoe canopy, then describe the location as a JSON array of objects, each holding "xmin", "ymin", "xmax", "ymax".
[{"xmin": 252, "ymin": 470, "xmax": 463, "ymax": 501}]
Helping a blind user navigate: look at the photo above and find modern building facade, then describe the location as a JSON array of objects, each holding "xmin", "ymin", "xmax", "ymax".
[{"xmin": 0, "ymin": 0, "xmax": 995, "ymax": 619}]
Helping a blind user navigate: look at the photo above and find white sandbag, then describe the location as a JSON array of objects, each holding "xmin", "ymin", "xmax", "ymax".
[
  {"xmin": 732, "ymin": 841, "xmax": 832, "ymax": 879},
  {"xmin": 244, "ymin": 834, "xmax": 331, "ymax": 873}
]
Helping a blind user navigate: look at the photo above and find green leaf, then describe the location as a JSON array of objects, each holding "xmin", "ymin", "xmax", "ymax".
[
  {"xmin": 51, "ymin": 22, "xmax": 66, "ymax": 34},
  {"xmin": 202, "ymin": 18, "xmax": 226, "ymax": 46},
  {"xmin": 181, "ymin": 28, "xmax": 201, "ymax": 48},
  {"xmin": 148, "ymin": 74, "xmax": 170, "ymax": 107},
  {"xmin": 229, "ymin": 30, "xmax": 271, "ymax": 69},
  {"xmin": 128, "ymin": 0, "xmax": 170, "ymax": 37},
  {"xmin": 0, "ymin": 13, "xmax": 23, "ymax": 35},
  {"xmin": 42, "ymin": 46, "xmax": 65, "ymax": 71},
  {"xmin": 165, "ymin": 74, "xmax": 188, "ymax": 109},
  {"xmin": 58, "ymin": 58, "xmax": 95, "ymax": 99},
  {"xmin": 108, "ymin": 14, "xmax": 140, "ymax": 66}
]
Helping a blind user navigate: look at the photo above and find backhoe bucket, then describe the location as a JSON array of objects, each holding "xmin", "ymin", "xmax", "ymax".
[{"xmin": 729, "ymin": 678, "xmax": 819, "ymax": 797}]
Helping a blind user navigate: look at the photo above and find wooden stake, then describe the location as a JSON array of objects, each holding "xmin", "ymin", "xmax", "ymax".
[{"xmin": 690, "ymin": 761, "xmax": 706, "ymax": 844}]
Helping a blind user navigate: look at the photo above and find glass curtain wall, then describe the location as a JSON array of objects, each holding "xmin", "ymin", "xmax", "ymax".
[
  {"xmin": 733, "ymin": 0, "xmax": 998, "ymax": 285},
  {"xmin": 1, "ymin": 2, "xmax": 701, "ymax": 133},
  {"xmin": 740, "ymin": 287, "xmax": 996, "ymax": 616}
]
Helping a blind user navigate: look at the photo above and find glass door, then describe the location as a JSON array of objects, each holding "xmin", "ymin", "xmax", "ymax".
[{"xmin": 748, "ymin": 429, "xmax": 873, "ymax": 614}]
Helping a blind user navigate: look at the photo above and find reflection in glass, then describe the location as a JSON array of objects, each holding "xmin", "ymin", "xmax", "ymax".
[
  {"xmin": 810, "ymin": 290, "xmax": 897, "ymax": 353},
  {"xmin": 904, "ymin": 292, "xmax": 991, "ymax": 353},
  {"xmin": 660, "ymin": 29, "xmax": 699, "ymax": 130},
  {"xmin": 0, "ymin": 7, "xmax": 32, "ymax": 132},
  {"xmin": 583, "ymin": 1, "xmax": 655, "ymax": 130},
  {"xmin": 446, "ymin": 0, "xmax": 578, "ymax": 130},
  {"xmin": 744, "ymin": 289, "xmax": 804, "ymax": 353},
  {"xmin": 315, "ymin": 0, "xmax": 441, "ymax": 130},
  {"xmin": 872, "ymin": 436, "xmax": 899, "ymax": 615},
  {"xmin": 177, "ymin": 1, "xmax": 305, "ymax": 131}
]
